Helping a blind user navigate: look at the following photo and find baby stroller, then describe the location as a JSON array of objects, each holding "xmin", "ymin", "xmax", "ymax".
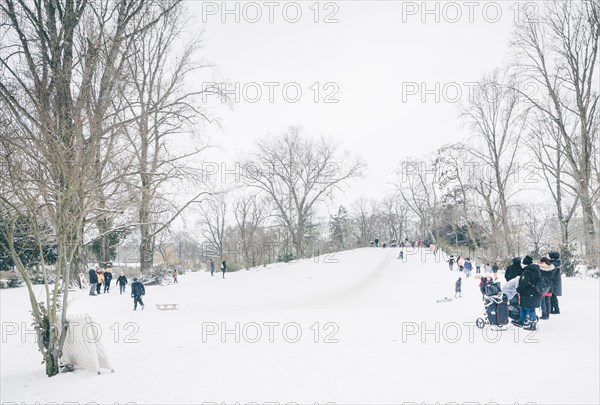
[
  {"xmin": 476, "ymin": 281, "xmax": 509, "ymax": 330},
  {"xmin": 501, "ymin": 277, "xmax": 521, "ymax": 322}
]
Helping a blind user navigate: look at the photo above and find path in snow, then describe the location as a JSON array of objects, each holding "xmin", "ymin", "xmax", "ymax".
[{"xmin": 1, "ymin": 247, "xmax": 598, "ymax": 404}]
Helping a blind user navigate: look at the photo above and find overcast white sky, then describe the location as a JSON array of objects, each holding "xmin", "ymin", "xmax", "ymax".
[{"xmin": 178, "ymin": 1, "xmax": 520, "ymax": 219}]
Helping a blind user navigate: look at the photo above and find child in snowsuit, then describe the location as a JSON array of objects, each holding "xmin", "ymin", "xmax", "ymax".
[
  {"xmin": 116, "ymin": 272, "xmax": 128, "ymax": 295},
  {"xmin": 455, "ymin": 277, "xmax": 462, "ymax": 298},
  {"xmin": 131, "ymin": 278, "xmax": 145, "ymax": 310}
]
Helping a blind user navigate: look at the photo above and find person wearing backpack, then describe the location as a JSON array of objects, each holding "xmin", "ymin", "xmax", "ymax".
[
  {"xmin": 515, "ymin": 256, "xmax": 542, "ymax": 330},
  {"xmin": 549, "ymin": 251, "xmax": 562, "ymax": 314},
  {"xmin": 538, "ymin": 257, "xmax": 556, "ymax": 320}
]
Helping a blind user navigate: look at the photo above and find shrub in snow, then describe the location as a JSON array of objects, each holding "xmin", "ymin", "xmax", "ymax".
[{"xmin": 7, "ymin": 275, "xmax": 23, "ymax": 288}]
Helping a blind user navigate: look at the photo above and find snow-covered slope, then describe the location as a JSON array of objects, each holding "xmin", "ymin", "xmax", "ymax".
[{"xmin": 1, "ymin": 247, "xmax": 598, "ymax": 404}]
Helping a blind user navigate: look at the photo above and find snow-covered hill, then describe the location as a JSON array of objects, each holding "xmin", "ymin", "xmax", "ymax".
[{"xmin": 1, "ymin": 247, "xmax": 599, "ymax": 404}]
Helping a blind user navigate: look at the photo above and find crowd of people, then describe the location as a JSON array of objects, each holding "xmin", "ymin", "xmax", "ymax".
[
  {"xmin": 450, "ymin": 252, "xmax": 563, "ymax": 331},
  {"xmin": 84, "ymin": 258, "xmax": 228, "ymax": 310}
]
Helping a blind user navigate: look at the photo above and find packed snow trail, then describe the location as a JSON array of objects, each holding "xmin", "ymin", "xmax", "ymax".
[{"xmin": 1, "ymin": 247, "xmax": 598, "ymax": 404}]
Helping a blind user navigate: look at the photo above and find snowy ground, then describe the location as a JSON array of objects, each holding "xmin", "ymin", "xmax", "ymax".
[{"xmin": 1, "ymin": 247, "xmax": 599, "ymax": 405}]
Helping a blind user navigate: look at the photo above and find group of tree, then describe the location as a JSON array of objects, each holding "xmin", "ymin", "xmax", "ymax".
[
  {"xmin": 0, "ymin": 0, "xmax": 216, "ymax": 376},
  {"xmin": 396, "ymin": 1, "xmax": 599, "ymax": 268}
]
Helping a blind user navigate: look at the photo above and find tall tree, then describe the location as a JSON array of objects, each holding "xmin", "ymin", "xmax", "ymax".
[
  {"xmin": 244, "ymin": 127, "xmax": 364, "ymax": 257},
  {"xmin": 512, "ymin": 0, "xmax": 600, "ymax": 265},
  {"xmin": 461, "ymin": 72, "xmax": 527, "ymax": 257}
]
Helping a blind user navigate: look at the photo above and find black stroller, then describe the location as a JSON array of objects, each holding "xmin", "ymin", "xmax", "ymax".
[{"xmin": 476, "ymin": 281, "xmax": 510, "ymax": 330}]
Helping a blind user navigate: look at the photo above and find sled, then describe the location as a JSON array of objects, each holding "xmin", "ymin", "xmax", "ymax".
[
  {"xmin": 436, "ymin": 297, "xmax": 453, "ymax": 303},
  {"xmin": 156, "ymin": 303, "xmax": 178, "ymax": 310}
]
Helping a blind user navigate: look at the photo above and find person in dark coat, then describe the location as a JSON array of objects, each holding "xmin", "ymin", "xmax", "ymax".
[
  {"xmin": 538, "ymin": 257, "xmax": 556, "ymax": 320},
  {"xmin": 131, "ymin": 278, "xmax": 145, "ymax": 310},
  {"xmin": 103, "ymin": 268, "xmax": 113, "ymax": 293},
  {"xmin": 479, "ymin": 275, "xmax": 493, "ymax": 300},
  {"xmin": 505, "ymin": 257, "xmax": 522, "ymax": 282},
  {"xmin": 221, "ymin": 260, "xmax": 227, "ymax": 279},
  {"xmin": 515, "ymin": 256, "xmax": 541, "ymax": 329},
  {"xmin": 492, "ymin": 263, "xmax": 499, "ymax": 280},
  {"xmin": 455, "ymin": 277, "xmax": 462, "ymax": 298},
  {"xmin": 549, "ymin": 251, "xmax": 562, "ymax": 314},
  {"xmin": 115, "ymin": 272, "xmax": 128, "ymax": 295},
  {"xmin": 448, "ymin": 255, "xmax": 455, "ymax": 271},
  {"xmin": 88, "ymin": 268, "xmax": 98, "ymax": 296}
]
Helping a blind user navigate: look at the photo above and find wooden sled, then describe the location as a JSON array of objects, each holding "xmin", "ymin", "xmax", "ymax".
[{"xmin": 156, "ymin": 303, "xmax": 178, "ymax": 310}]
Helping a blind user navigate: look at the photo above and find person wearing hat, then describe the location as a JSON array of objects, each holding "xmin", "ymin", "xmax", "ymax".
[
  {"xmin": 88, "ymin": 267, "xmax": 98, "ymax": 296},
  {"xmin": 515, "ymin": 255, "xmax": 541, "ymax": 330},
  {"xmin": 115, "ymin": 272, "xmax": 128, "ymax": 295},
  {"xmin": 505, "ymin": 257, "xmax": 523, "ymax": 282},
  {"xmin": 549, "ymin": 251, "xmax": 562, "ymax": 314},
  {"xmin": 130, "ymin": 277, "xmax": 145, "ymax": 310}
]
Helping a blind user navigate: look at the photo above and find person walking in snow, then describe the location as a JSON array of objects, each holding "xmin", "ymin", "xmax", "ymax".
[
  {"xmin": 549, "ymin": 251, "xmax": 562, "ymax": 314},
  {"xmin": 209, "ymin": 258, "xmax": 216, "ymax": 276},
  {"xmin": 455, "ymin": 277, "xmax": 462, "ymax": 298},
  {"xmin": 116, "ymin": 272, "xmax": 128, "ymax": 295},
  {"xmin": 448, "ymin": 255, "xmax": 455, "ymax": 271},
  {"xmin": 492, "ymin": 263, "xmax": 499, "ymax": 280},
  {"xmin": 172, "ymin": 269, "xmax": 178, "ymax": 284},
  {"xmin": 131, "ymin": 277, "xmax": 145, "ymax": 310},
  {"xmin": 464, "ymin": 258, "xmax": 472, "ymax": 277},
  {"xmin": 221, "ymin": 260, "xmax": 227, "ymax": 278},
  {"xmin": 457, "ymin": 256, "xmax": 465, "ymax": 272},
  {"xmin": 103, "ymin": 268, "xmax": 113, "ymax": 293},
  {"xmin": 96, "ymin": 269, "xmax": 104, "ymax": 295},
  {"xmin": 88, "ymin": 268, "xmax": 98, "ymax": 296},
  {"xmin": 475, "ymin": 261, "xmax": 481, "ymax": 274}
]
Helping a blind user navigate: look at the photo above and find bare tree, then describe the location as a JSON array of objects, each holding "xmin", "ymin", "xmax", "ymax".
[
  {"xmin": 198, "ymin": 194, "xmax": 228, "ymax": 262},
  {"xmin": 380, "ymin": 195, "xmax": 408, "ymax": 242},
  {"xmin": 244, "ymin": 127, "xmax": 364, "ymax": 257},
  {"xmin": 233, "ymin": 194, "xmax": 268, "ymax": 268},
  {"xmin": 461, "ymin": 72, "xmax": 527, "ymax": 257},
  {"xmin": 517, "ymin": 203, "xmax": 552, "ymax": 257},
  {"xmin": 396, "ymin": 156, "xmax": 442, "ymax": 244},
  {"xmin": 120, "ymin": 2, "xmax": 215, "ymax": 271},
  {"xmin": 525, "ymin": 112, "xmax": 580, "ymax": 249},
  {"xmin": 0, "ymin": 0, "xmax": 161, "ymax": 376},
  {"xmin": 512, "ymin": 0, "xmax": 600, "ymax": 265},
  {"xmin": 351, "ymin": 197, "xmax": 379, "ymax": 246}
]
